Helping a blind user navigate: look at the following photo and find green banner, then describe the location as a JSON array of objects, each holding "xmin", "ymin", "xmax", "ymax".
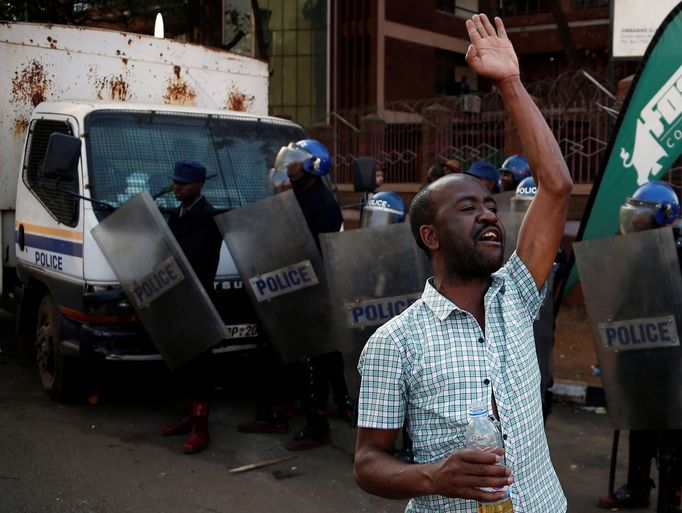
[{"xmin": 563, "ymin": 2, "xmax": 682, "ymax": 296}]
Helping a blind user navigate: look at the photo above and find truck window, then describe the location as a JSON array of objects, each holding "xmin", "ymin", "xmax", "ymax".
[
  {"xmin": 23, "ymin": 119, "xmax": 79, "ymax": 227},
  {"xmin": 84, "ymin": 111, "xmax": 305, "ymax": 218}
]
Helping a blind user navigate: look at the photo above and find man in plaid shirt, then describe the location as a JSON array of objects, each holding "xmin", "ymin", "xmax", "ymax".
[{"xmin": 353, "ymin": 13, "xmax": 571, "ymax": 513}]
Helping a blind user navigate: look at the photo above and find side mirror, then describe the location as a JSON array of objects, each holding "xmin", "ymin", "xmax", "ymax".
[
  {"xmin": 352, "ymin": 156, "xmax": 377, "ymax": 193},
  {"xmin": 42, "ymin": 133, "xmax": 81, "ymax": 181}
]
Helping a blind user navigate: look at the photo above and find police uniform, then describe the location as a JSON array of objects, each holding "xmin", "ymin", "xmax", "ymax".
[
  {"xmin": 168, "ymin": 195, "xmax": 222, "ymax": 295},
  {"xmin": 292, "ymin": 177, "xmax": 351, "ymax": 445},
  {"xmin": 615, "ymin": 233, "xmax": 682, "ymax": 509},
  {"xmin": 160, "ymin": 160, "xmax": 222, "ymax": 455},
  {"xmin": 599, "ymin": 183, "xmax": 682, "ymax": 510},
  {"xmin": 293, "ymin": 178, "xmax": 343, "ymax": 250},
  {"xmin": 239, "ymin": 140, "xmax": 350, "ymax": 448},
  {"xmin": 166, "ymin": 194, "xmax": 222, "ymax": 399}
]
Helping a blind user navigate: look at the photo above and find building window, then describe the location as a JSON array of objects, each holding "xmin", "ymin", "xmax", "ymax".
[
  {"xmin": 499, "ymin": 0, "xmax": 551, "ymax": 16},
  {"xmin": 223, "ymin": 0, "xmax": 253, "ymax": 56},
  {"xmin": 436, "ymin": 49, "xmax": 472, "ymax": 95},
  {"xmin": 261, "ymin": 0, "xmax": 328, "ymax": 129}
]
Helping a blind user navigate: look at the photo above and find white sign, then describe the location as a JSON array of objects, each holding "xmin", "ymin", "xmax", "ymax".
[
  {"xmin": 128, "ymin": 256, "xmax": 185, "ymax": 308},
  {"xmin": 345, "ymin": 293, "xmax": 421, "ymax": 328},
  {"xmin": 598, "ymin": 315, "xmax": 679, "ymax": 351},
  {"xmin": 248, "ymin": 260, "xmax": 319, "ymax": 301},
  {"xmin": 613, "ymin": 0, "xmax": 679, "ymax": 58}
]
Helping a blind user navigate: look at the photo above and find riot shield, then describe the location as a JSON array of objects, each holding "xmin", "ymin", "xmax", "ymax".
[
  {"xmin": 495, "ymin": 191, "xmax": 515, "ymax": 214},
  {"xmin": 91, "ymin": 191, "xmax": 228, "ymax": 370},
  {"xmin": 497, "ymin": 209, "xmax": 525, "ymax": 263},
  {"xmin": 500, "ymin": 195, "xmax": 558, "ymax": 414},
  {"xmin": 320, "ymin": 223, "xmax": 432, "ymax": 399},
  {"xmin": 214, "ymin": 191, "xmax": 339, "ymax": 364},
  {"xmin": 534, "ymin": 264, "xmax": 556, "ymax": 414},
  {"xmin": 574, "ymin": 228, "xmax": 682, "ymax": 429}
]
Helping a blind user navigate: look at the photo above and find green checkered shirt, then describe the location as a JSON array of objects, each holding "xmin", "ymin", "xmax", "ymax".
[{"xmin": 357, "ymin": 252, "xmax": 566, "ymax": 513}]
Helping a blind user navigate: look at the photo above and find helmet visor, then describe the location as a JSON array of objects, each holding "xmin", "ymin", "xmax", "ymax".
[
  {"xmin": 273, "ymin": 144, "xmax": 311, "ymax": 173},
  {"xmin": 361, "ymin": 207, "xmax": 404, "ymax": 228},
  {"xmin": 619, "ymin": 203, "xmax": 657, "ymax": 233},
  {"xmin": 267, "ymin": 167, "xmax": 290, "ymax": 191}
]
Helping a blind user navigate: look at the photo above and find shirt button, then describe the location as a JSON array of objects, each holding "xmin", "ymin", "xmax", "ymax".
[
  {"xmin": 478, "ymin": 337, "xmax": 484, "ymax": 344},
  {"xmin": 483, "ymin": 378, "xmax": 490, "ymax": 385},
  {"xmin": 503, "ymin": 434, "xmax": 508, "ymax": 441}
]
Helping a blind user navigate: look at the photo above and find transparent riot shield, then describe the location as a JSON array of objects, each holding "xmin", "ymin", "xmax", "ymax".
[
  {"xmin": 534, "ymin": 264, "xmax": 556, "ymax": 414},
  {"xmin": 574, "ymin": 228, "xmax": 682, "ymax": 429},
  {"xmin": 91, "ymin": 191, "xmax": 228, "ymax": 370},
  {"xmin": 214, "ymin": 191, "xmax": 339, "ymax": 364},
  {"xmin": 495, "ymin": 191, "xmax": 515, "ymax": 214},
  {"xmin": 320, "ymin": 223, "xmax": 432, "ymax": 399},
  {"xmin": 497, "ymin": 209, "xmax": 526, "ymax": 263}
]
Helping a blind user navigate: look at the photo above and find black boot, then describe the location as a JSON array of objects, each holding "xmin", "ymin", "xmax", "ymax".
[{"xmin": 286, "ymin": 410, "xmax": 331, "ymax": 451}]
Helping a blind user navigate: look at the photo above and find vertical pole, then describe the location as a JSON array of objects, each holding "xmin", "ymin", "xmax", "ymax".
[
  {"xmin": 608, "ymin": 429, "xmax": 620, "ymax": 497},
  {"xmin": 607, "ymin": 0, "xmax": 615, "ymax": 138}
]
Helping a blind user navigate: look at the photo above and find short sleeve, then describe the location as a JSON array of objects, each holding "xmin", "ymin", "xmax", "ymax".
[
  {"xmin": 505, "ymin": 252, "xmax": 548, "ymax": 320},
  {"xmin": 356, "ymin": 329, "xmax": 406, "ymax": 429}
]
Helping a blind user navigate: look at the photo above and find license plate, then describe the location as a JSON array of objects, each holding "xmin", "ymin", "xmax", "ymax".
[{"xmin": 223, "ymin": 323, "xmax": 258, "ymax": 339}]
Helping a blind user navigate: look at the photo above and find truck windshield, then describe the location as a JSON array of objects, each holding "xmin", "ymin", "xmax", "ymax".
[{"xmin": 84, "ymin": 110, "xmax": 305, "ymax": 216}]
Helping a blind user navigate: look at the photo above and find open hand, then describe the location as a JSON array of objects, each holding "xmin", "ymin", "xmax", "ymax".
[{"xmin": 465, "ymin": 14, "xmax": 519, "ymax": 83}]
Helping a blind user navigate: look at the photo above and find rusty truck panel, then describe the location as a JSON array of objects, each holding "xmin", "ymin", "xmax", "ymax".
[{"xmin": 0, "ymin": 22, "xmax": 267, "ymax": 210}]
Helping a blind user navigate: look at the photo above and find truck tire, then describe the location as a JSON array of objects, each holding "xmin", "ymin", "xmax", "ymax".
[{"xmin": 35, "ymin": 294, "xmax": 79, "ymax": 401}]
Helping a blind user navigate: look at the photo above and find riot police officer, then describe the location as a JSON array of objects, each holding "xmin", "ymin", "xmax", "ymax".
[
  {"xmin": 240, "ymin": 139, "xmax": 352, "ymax": 450},
  {"xmin": 598, "ymin": 181, "xmax": 682, "ymax": 510},
  {"xmin": 499, "ymin": 154, "xmax": 531, "ymax": 192},
  {"xmin": 464, "ymin": 160, "xmax": 500, "ymax": 193},
  {"xmin": 360, "ymin": 191, "xmax": 406, "ymax": 228},
  {"xmin": 159, "ymin": 160, "xmax": 222, "ymax": 455},
  {"xmin": 512, "ymin": 175, "xmax": 560, "ymax": 421},
  {"xmin": 426, "ymin": 163, "xmax": 445, "ymax": 185},
  {"xmin": 359, "ymin": 190, "xmax": 414, "ymax": 463},
  {"xmin": 271, "ymin": 139, "xmax": 343, "ymax": 249}
]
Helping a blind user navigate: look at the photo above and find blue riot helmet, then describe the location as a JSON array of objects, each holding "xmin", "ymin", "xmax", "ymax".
[
  {"xmin": 515, "ymin": 176, "xmax": 537, "ymax": 197},
  {"xmin": 499, "ymin": 154, "xmax": 531, "ymax": 192},
  {"xmin": 294, "ymin": 139, "xmax": 331, "ymax": 176},
  {"xmin": 361, "ymin": 191, "xmax": 406, "ymax": 228},
  {"xmin": 619, "ymin": 181, "xmax": 680, "ymax": 234},
  {"xmin": 510, "ymin": 176, "xmax": 537, "ymax": 214}
]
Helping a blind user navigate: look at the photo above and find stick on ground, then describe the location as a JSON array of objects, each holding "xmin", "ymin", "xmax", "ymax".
[{"xmin": 228, "ymin": 455, "xmax": 298, "ymax": 474}]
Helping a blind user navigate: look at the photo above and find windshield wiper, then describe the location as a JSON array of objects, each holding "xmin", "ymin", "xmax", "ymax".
[{"xmin": 152, "ymin": 185, "xmax": 174, "ymax": 200}]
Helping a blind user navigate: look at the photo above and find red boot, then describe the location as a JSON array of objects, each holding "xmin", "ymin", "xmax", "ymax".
[
  {"xmin": 182, "ymin": 400, "xmax": 210, "ymax": 455},
  {"xmin": 160, "ymin": 414, "xmax": 193, "ymax": 437}
]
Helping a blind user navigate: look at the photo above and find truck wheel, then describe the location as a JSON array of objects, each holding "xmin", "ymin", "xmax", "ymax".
[{"xmin": 35, "ymin": 294, "xmax": 78, "ymax": 401}]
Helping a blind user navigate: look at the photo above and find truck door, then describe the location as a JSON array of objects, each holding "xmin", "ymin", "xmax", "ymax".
[{"xmin": 15, "ymin": 116, "xmax": 85, "ymax": 307}]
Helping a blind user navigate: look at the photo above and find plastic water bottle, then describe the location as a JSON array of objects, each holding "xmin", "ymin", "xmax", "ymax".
[{"xmin": 464, "ymin": 401, "xmax": 513, "ymax": 513}]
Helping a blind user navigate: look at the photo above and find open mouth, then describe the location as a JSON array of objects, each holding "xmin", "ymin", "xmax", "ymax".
[{"xmin": 477, "ymin": 227, "xmax": 501, "ymax": 243}]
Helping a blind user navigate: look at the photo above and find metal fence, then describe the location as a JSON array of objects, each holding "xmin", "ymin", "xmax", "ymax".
[{"xmin": 327, "ymin": 70, "xmax": 619, "ymax": 186}]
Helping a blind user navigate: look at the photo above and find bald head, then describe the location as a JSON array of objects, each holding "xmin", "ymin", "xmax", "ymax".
[{"xmin": 410, "ymin": 174, "xmax": 488, "ymax": 251}]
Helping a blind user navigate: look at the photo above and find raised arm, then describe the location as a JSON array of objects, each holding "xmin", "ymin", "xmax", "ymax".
[{"xmin": 465, "ymin": 14, "xmax": 572, "ymax": 288}]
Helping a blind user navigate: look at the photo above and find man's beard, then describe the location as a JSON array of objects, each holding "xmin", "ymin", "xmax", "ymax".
[{"xmin": 440, "ymin": 226, "xmax": 504, "ymax": 279}]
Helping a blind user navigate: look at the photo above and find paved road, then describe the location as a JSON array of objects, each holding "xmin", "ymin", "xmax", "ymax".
[{"xmin": 0, "ymin": 310, "xmax": 655, "ymax": 513}]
